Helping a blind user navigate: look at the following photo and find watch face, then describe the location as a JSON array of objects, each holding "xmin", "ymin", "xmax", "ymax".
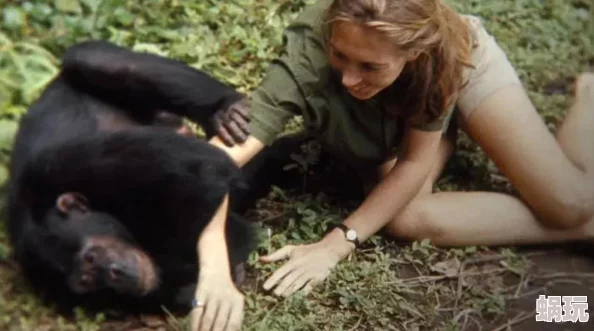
[{"xmin": 346, "ymin": 229, "xmax": 357, "ymax": 241}]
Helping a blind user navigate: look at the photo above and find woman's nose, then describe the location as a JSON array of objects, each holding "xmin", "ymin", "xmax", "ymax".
[{"xmin": 341, "ymin": 68, "xmax": 361, "ymax": 88}]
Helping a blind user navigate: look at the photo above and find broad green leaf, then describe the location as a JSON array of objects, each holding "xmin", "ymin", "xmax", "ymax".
[
  {"xmin": 2, "ymin": 6, "xmax": 26, "ymax": 30},
  {"xmin": 80, "ymin": 0, "xmax": 103, "ymax": 13},
  {"xmin": 0, "ymin": 120, "xmax": 18, "ymax": 150},
  {"xmin": 114, "ymin": 7, "xmax": 134, "ymax": 26},
  {"xmin": 54, "ymin": 0, "xmax": 83, "ymax": 14}
]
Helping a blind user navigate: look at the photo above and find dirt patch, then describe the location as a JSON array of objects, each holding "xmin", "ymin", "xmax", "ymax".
[
  {"xmin": 2, "ymin": 240, "xmax": 594, "ymax": 330},
  {"xmin": 473, "ymin": 244, "xmax": 594, "ymax": 331}
]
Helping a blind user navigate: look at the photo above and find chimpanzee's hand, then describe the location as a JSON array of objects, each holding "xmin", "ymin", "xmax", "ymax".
[
  {"xmin": 213, "ymin": 98, "xmax": 251, "ymax": 147},
  {"xmin": 190, "ymin": 269, "xmax": 245, "ymax": 331}
]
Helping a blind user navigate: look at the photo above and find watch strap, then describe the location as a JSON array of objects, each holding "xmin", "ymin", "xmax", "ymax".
[{"xmin": 335, "ymin": 224, "xmax": 361, "ymax": 247}]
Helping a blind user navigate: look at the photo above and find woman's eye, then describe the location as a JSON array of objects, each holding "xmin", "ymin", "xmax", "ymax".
[
  {"xmin": 361, "ymin": 63, "xmax": 381, "ymax": 72},
  {"xmin": 332, "ymin": 49, "xmax": 346, "ymax": 61}
]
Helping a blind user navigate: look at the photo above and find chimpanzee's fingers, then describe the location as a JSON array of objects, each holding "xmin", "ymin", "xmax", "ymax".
[
  {"xmin": 231, "ymin": 100, "xmax": 251, "ymax": 121},
  {"xmin": 224, "ymin": 121, "xmax": 247, "ymax": 144},
  {"xmin": 211, "ymin": 111, "xmax": 236, "ymax": 146},
  {"xmin": 230, "ymin": 112, "xmax": 250, "ymax": 136},
  {"xmin": 216, "ymin": 124, "xmax": 236, "ymax": 147}
]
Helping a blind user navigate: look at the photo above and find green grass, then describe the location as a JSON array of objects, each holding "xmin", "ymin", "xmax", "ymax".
[{"xmin": 1, "ymin": 0, "xmax": 593, "ymax": 330}]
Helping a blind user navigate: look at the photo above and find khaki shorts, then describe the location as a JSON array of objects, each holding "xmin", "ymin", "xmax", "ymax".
[{"xmin": 457, "ymin": 16, "xmax": 523, "ymax": 119}]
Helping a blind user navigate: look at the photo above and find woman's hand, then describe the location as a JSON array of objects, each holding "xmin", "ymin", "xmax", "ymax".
[
  {"xmin": 190, "ymin": 193, "xmax": 245, "ymax": 331},
  {"xmin": 190, "ymin": 269, "xmax": 245, "ymax": 331},
  {"xmin": 260, "ymin": 229, "xmax": 354, "ymax": 297}
]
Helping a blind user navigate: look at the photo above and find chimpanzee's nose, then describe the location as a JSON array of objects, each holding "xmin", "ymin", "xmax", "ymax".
[
  {"xmin": 83, "ymin": 247, "xmax": 99, "ymax": 264},
  {"xmin": 109, "ymin": 263, "xmax": 124, "ymax": 280}
]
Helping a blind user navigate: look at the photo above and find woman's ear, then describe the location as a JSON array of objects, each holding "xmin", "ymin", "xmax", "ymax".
[{"xmin": 406, "ymin": 50, "xmax": 422, "ymax": 62}]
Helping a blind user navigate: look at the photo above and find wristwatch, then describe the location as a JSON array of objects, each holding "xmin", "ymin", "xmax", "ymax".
[{"xmin": 335, "ymin": 224, "xmax": 361, "ymax": 248}]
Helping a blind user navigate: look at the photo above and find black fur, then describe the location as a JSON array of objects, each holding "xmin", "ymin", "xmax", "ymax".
[{"xmin": 4, "ymin": 40, "xmax": 257, "ymax": 313}]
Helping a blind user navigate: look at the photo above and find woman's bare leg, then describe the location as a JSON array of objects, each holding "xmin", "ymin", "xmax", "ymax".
[
  {"xmin": 556, "ymin": 73, "xmax": 594, "ymax": 172},
  {"xmin": 388, "ymin": 191, "xmax": 593, "ymax": 247},
  {"xmin": 462, "ymin": 74, "xmax": 594, "ymax": 228},
  {"xmin": 385, "ymin": 73, "xmax": 594, "ymax": 246}
]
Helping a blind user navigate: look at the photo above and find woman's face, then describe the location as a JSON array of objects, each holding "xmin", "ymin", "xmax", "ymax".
[{"xmin": 328, "ymin": 21, "xmax": 410, "ymax": 100}]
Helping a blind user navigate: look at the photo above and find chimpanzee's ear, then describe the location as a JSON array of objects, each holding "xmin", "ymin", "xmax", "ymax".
[{"xmin": 56, "ymin": 192, "xmax": 90, "ymax": 214}]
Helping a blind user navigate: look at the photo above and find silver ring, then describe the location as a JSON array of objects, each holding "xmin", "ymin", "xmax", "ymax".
[{"xmin": 192, "ymin": 299, "xmax": 205, "ymax": 309}]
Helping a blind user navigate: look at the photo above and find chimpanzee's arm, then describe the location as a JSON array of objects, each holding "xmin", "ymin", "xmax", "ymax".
[{"xmin": 60, "ymin": 40, "xmax": 244, "ymax": 127}]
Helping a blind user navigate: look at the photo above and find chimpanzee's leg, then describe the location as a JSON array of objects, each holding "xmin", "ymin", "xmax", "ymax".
[{"xmin": 60, "ymin": 40, "xmax": 243, "ymax": 129}]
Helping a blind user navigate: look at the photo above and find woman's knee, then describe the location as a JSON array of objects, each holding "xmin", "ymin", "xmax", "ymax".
[
  {"xmin": 460, "ymin": 83, "xmax": 594, "ymax": 230},
  {"xmin": 385, "ymin": 199, "xmax": 444, "ymax": 241},
  {"xmin": 531, "ymin": 190, "xmax": 593, "ymax": 230}
]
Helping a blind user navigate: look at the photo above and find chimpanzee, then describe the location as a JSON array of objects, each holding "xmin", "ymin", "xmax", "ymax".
[{"xmin": 3, "ymin": 40, "xmax": 275, "ymax": 314}]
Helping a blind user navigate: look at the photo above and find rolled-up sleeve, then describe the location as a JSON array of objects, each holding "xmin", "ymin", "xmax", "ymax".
[{"xmin": 248, "ymin": 56, "xmax": 308, "ymax": 146}]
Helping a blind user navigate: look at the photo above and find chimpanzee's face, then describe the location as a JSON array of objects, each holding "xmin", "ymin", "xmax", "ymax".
[
  {"xmin": 68, "ymin": 234, "xmax": 158, "ymax": 296},
  {"xmin": 36, "ymin": 192, "xmax": 159, "ymax": 297}
]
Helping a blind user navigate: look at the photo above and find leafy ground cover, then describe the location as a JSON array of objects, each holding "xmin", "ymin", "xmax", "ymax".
[{"xmin": 1, "ymin": 0, "xmax": 593, "ymax": 330}]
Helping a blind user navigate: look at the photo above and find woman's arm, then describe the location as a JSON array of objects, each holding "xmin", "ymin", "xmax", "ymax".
[
  {"xmin": 209, "ymin": 135, "xmax": 266, "ymax": 168},
  {"xmin": 192, "ymin": 136, "xmax": 264, "ymax": 269},
  {"xmin": 259, "ymin": 125, "xmax": 446, "ymax": 298},
  {"xmin": 190, "ymin": 138, "xmax": 266, "ymax": 331},
  {"xmin": 324, "ymin": 125, "xmax": 443, "ymax": 254}
]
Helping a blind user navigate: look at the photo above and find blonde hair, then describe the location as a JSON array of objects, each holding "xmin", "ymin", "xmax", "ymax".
[{"xmin": 323, "ymin": 0, "xmax": 474, "ymax": 122}]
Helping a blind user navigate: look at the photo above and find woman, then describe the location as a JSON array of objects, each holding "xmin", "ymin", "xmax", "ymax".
[{"xmin": 209, "ymin": 0, "xmax": 594, "ymax": 300}]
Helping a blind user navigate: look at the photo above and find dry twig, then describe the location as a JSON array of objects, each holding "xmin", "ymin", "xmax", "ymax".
[
  {"xmin": 493, "ymin": 311, "xmax": 532, "ymax": 331},
  {"xmin": 347, "ymin": 316, "xmax": 363, "ymax": 331}
]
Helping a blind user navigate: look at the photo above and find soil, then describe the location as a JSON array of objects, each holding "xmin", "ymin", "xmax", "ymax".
[
  {"xmin": 1, "ymin": 240, "xmax": 593, "ymax": 331},
  {"xmin": 482, "ymin": 244, "xmax": 594, "ymax": 331}
]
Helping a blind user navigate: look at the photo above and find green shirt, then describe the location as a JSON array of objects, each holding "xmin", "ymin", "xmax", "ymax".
[{"xmin": 248, "ymin": 0, "xmax": 454, "ymax": 168}]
